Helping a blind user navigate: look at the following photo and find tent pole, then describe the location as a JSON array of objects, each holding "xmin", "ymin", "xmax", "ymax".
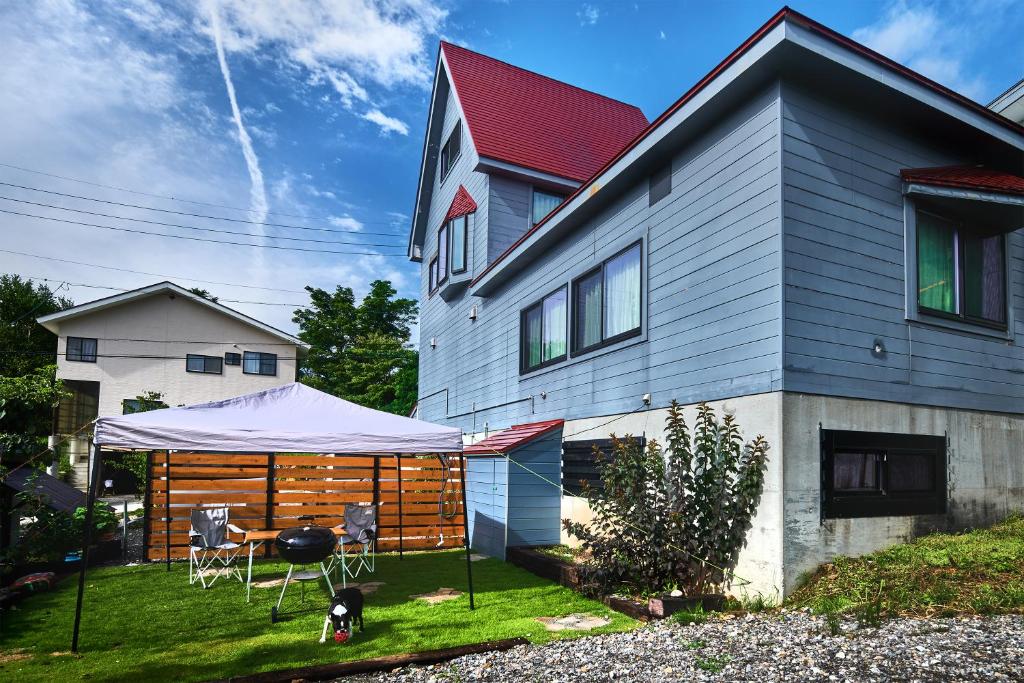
[
  {"xmin": 396, "ymin": 454, "xmax": 403, "ymax": 560},
  {"xmin": 71, "ymin": 440, "xmax": 101, "ymax": 652},
  {"xmin": 459, "ymin": 453, "xmax": 474, "ymax": 610},
  {"xmin": 165, "ymin": 452, "xmax": 171, "ymax": 571}
]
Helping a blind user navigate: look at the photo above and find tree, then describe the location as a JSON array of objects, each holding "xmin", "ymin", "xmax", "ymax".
[
  {"xmin": 564, "ymin": 402, "xmax": 769, "ymax": 598},
  {"xmin": 0, "ymin": 365, "xmax": 66, "ymax": 462},
  {"xmin": 0, "ymin": 275, "xmax": 73, "ymax": 378},
  {"xmin": 187, "ymin": 287, "xmax": 219, "ymax": 303},
  {"xmin": 293, "ymin": 280, "xmax": 418, "ymax": 415}
]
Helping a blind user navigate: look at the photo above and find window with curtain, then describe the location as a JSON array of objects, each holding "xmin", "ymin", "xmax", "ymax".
[
  {"xmin": 243, "ymin": 351, "xmax": 277, "ymax": 376},
  {"xmin": 440, "ymin": 122, "xmax": 461, "ymax": 181},
  {"xmin": 428, "ymin": 255, "xmax": 438, "ymax": 294},
  {"xmin": 917, "ymin": 209, "xmax": 1006, "ymax": 327},
  {"xmin": 573, "ymin": 242, "xmax": 642, "ymax": 353},
  {"xmin": 532, "ymin": 189, "xmax": 564, "ymax": 226},
  {"xmin": 66, "ymin": 336, "xmax": 98, "ymax": 362},
  {"xmin": 186, "ymin": 354, "xmax": 223, "ymax": 374},
  {"xmin": 521, "ymin": 286, "xmax": 567, "ymax": 372},
  {"xmin": 451, "ymin": 215, "xmax": 468, "ymax": 274},
  {"xmin": 437, "ymin": 222, "xmax": 449, "ymax": 285},
  {"xmin": 822, "ymin": 429, "xmax": 946, "ymax": 518}
]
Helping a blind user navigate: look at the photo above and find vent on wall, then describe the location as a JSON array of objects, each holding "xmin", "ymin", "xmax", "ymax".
[{"xmin": 561, "ymin": 436, "xmax": 646, "ymax": 496}]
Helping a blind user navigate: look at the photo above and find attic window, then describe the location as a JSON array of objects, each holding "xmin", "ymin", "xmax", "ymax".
[
  {"xmin": 649, "ymin": 164, "xmax": 672, "ymax": 206},
  {"xmin": 532, "ymin": 189, "xmax": 565, "ymax": 226},
  {"xmin": 440, "ymin": 122, "xmax": 461, "ymax": 182}
]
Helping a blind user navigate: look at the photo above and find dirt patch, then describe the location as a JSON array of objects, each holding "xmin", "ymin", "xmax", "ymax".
[
  {"xmin": 333, "ymin": 581, "xmax": 385, "ymax": 595},
  {"xmin": 0, "ymin": 649, "xmax": 31, "ymax": 664},
  {"xmin": 411, "ymin": 588, "xmax": 463, "ymax": 604}
]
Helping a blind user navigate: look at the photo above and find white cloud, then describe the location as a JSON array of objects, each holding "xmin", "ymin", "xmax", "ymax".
[
  {"xmin": 328, "ymin": 215, "xmax": 365, "ymax": 231},
  {"xmin": 853, "ymin": 1, "xmax": 987, "ymax": 99},
  {"xmin": 361, "ymin": 108, "xmax": 410, "ymax": 136},
  {"xmin": 577, "ymin": 4, "xmax": 600, "ymax": 26},
  {"xmin": 658, "ymin": 30, "xmax": 666, "ymax": 40}
]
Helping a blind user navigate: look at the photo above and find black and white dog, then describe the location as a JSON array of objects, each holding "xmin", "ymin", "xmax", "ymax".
[{"xmin": 320, "ymin": 587, "xmax": 364, "ymax": 643}]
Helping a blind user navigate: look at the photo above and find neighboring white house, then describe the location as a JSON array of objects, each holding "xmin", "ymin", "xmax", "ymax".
[{"xmin": 37, "ymin": 281, "xmax": 307, "ymax": 489}]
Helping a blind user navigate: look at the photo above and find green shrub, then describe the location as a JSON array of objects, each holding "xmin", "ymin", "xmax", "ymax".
[{"xmin": 564, "ymin": 401, "xmax": 769, "ymax": 597}]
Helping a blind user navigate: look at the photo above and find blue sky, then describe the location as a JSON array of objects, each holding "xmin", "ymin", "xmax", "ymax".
[{"xmin": 1, "ymin": 0, "xmax": 1021, "ymax": 337}]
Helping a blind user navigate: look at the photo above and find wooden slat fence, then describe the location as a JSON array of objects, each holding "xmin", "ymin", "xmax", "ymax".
[{"xmin": 145, "ymin": 452, "xmax": 465, "ymax": 561}]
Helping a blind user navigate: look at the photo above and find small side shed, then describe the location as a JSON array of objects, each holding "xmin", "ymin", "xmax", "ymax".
[{"xmin": 463, "ymin": 420, "xmax": 563, "ymax": 560}]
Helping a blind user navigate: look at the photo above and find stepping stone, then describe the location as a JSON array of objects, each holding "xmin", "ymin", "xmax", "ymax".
[
  {"xmin": 332, "ymin": 581, "xmax": 385, "ymax": 595},
  {"xmin": 251, "ymin": 577, "xmax": 286, "ymax": 589},
  {"xmin": 411, "ymin": 587, "xmax": 463, "ymax": 604},
  {"xmin": 470, "ymin": 554, "xmax": 488, "ymax": 562},
  {"xmin": 535, "ymin": 613, "xmax": 611, "ymax": 632}
]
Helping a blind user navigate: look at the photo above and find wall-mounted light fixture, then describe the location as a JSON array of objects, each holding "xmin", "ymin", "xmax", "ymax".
[
  {"xmin": 430, "ymin": 337, "xmax": 437, "ymax": 349},
  {"xmin": 469, "ymin": 305, "xmax": 478, "ymax": 320},
  {"xmin": 871, "ymin": 338, "xmax": 886, "ymax": 358}
]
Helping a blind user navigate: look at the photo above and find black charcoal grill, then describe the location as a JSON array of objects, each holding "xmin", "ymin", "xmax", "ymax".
[{"xmin": 271, "ymin": 524, "xmax": 337, "ymax": 623}]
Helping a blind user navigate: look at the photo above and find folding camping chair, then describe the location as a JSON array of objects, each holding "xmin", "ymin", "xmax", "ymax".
[
  {"xmin": 330, "ymin": 504, "xmax": 377, "ymax": 587},
  {"xmin": 189, "ymin": 507, "xmax": 245, "ymax": 588}
]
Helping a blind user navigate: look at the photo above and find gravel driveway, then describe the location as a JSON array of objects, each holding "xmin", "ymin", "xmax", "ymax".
[{"xmin": 346, "ymin": 611, "xmax": 1024, "ymax": 682}]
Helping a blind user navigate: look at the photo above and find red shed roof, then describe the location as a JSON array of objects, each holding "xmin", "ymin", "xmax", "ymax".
[
  {"xmin": 901, "ymin": 165, "xmax": 1024, "ymax": 197},
  {"xmin": 441, "ymin": 42, "xmax": 648, "ymax": 183},
  {"xmin": 463, "ymin": 419, "xmax": 564, "ymax": 455},
  {"xmin": 444, "ymin": 185, "xmax": 478, "ymax": 221}
]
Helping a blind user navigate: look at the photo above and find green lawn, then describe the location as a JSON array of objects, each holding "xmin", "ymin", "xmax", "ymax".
[
  {"xmin": 789, "ymin": 515, "xmax": 1024, "ymax": 620},
  {"xmin": 0, "ymin": 550, "xmax": 635, "ymax": 682}
]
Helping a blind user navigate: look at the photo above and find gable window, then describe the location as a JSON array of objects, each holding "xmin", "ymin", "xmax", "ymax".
[
  {"xmin": 917, "ymin": 210, "xmax": 1006, "ymax": 327},
  {"xmin": 572, "ymin": 242, "xmax": 642, "ymax": 354},
  {"xmin": 521, "ymin": 286, "xmax": 567, "ymax": 373},
  {"xmin": 532, "ymin": 189, "xmax": 565, "ymax": 226},
  {"xmin": 437, "ymin": 222, "xmax": 449, "ymax": 286},
  {"xmin": 428, "ymin": 254, "xmax": 439, "ymax": 294},
  {"xmin": 440, "ymin": 122, "xmax": 461, "ymax": 181},
  {"xmin": 649, "ymin": 164, "xmax": 672, "ymax": 206},
  {"xmin": 451, "ymin": 215, "xmax": 468, "ymax": 274},
  {"xmin": 243, "ymin": 351, "xmax": 277, "ymax": 376},
  {"xmin": 822, "ymin": 429, "xmax": 946, "ymax": 518},
  {"xmin": 66, "ymin": 336, "xmax": 98, "ymax": 362},
  {"xmin": 225, "ymin": 352, "xmax": 241, "ymax": 366},
  {"xmin": 186, "ymin": 354, "xmax": 222, "ymax": 374}
]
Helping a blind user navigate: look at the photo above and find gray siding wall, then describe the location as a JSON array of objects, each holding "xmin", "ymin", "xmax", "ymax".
[
  {"xmin": 418, "ymin": 84, "xmax": 784, "ymax": 433},
  {"xmin": 506, "ymin": 430, "xmax": 563, "ymax": 547},
  {"xmin": 780, "ymin": 83, "xmax": 1024, "ymax": 413},
  {"xmin": 465, "ymin": 456, "xmax": 508, "ymax": 559},
  {"xmin": 488, "ymin": 175, "xmax": 531, "ymax": 263}
]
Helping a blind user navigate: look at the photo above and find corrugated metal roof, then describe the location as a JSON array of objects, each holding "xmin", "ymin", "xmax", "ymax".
[
  {"xmin": 901, "ymin": 165, "xmax": 1024, "ymax": 196},
  {"xmin": 3, "ymin": 468, "xmax": 91, "ymax": 514},
  {"xmin": 463, "ymin": 419, "xmax": 564, "ymax": 455},
  {"xmin": 441, "ymin": 42, "xmax": 648, "ymax": 183},
  {"xmin": 444, "ymin": 185, "xmax": 478, "ymax": 221}
]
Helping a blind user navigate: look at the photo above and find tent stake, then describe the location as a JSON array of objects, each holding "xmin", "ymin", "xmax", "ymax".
[
  {"xmin": 459, "ymin": 453, "xmax": 474, "ymax": 609},
  {"xmin": 71, "ymin": 441, "xmax": 101, "ymax": 652},
  {"xmin": 397, "ymin": 454, "xmax": 403, "ymax": 560}
]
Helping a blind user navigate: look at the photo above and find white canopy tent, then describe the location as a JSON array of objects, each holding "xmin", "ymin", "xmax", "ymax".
[
  {"xmin": 72, "ymin": 383, "xmax": 469, "ymax": 652},
  {"xmin": 94, "ymin": 382, "xmax": 463, "ymax": 454}
]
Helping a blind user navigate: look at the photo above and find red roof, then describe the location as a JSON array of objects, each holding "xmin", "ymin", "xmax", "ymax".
[
  {"xmin": 900, "ymin": 165, "xmax": 1024, "ymax": 197},
  {"xmin": 444, "ymin": 185, "xmax": 478, "ymax": 221},
  {"xmin": 441, "ymin": 42, "xmax": 648, "ymax": 183},
  {"xmin": 463, "ymin": 419, "xmax": 564, "ymax": 455}
]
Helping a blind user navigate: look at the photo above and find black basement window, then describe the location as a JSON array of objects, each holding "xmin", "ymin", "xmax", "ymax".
[
  {"xmin": 821, "ymin": 429, "xmax": 946, "ymax": 518},
  {"xmin": 243, "ymin": 351, "xmax": 277, "ymax": 376},
  {"xmin": 186, "ymin": 354, "xmax": 223, "ymax": 375},
  {"xmin": 225, "ymin": 352, "xmax": 241, "ymax": 366},
  {"xmin": 66, "ymin": 336, "xmax": 98, "ymax": 362},
  {"xmin": 562, "ymin": 437, "xmax": 646, "ymax": 496}
]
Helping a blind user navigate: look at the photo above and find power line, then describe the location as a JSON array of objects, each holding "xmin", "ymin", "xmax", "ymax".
[
  {"xmin": 0, "ymin": 161, "xmax": 406, "ymax": 226},
  {"xmin": 0, "ymin": 208, "xmax": 409, "ymax": 256},
  {"xmin": 0, "ymin": 195, "xmax": 406, "ymax": 247},
  {"xmin": 0, "ymin": 248, "xmax": 308, "ymax": 294},
  {"xmin": 0, "ymin": 350, "xmax": 417, "ymax": 360},
  {"xmin": 0, "ymin": 180, "xmax": 405, "ymax": 235},
  {"xmin": 25, "ymin": 276, "xmax": 307, "ymax": 307}
]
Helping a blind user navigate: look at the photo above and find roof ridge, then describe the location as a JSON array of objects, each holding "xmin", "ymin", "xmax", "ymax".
[{"xmin": 440, "ymin": 40, "xmax": 645, "ymax": 116}]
